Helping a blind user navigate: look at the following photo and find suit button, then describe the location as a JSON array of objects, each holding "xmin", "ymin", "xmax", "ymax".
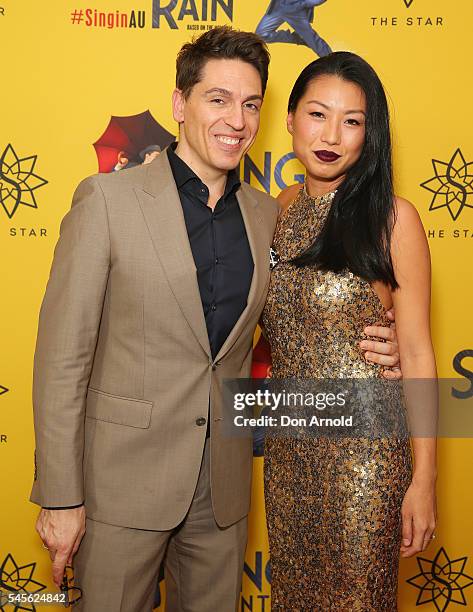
[{"xmin": 196, "ymin": 417, "xmax": 207, "ymax": 426}]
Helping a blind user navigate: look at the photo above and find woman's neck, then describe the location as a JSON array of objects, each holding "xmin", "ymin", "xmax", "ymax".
[{"xmin": 305, "ymin": 174, "xmax": 344, "ymax": 197}]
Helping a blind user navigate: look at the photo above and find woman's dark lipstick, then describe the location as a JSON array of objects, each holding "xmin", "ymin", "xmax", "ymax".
[{"xmin": 315, "ymin": 150, "xmax": 341, "ymax": 163}]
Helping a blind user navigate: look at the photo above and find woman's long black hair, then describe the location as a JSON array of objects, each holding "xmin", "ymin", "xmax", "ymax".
[{"xmin": 290, "ymin": 52, "xmax": 398, "ymax": 289}]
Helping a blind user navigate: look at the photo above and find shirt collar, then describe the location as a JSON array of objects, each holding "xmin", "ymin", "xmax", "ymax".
[{"xmin": 167, "ymin": 142, "xmax": 241, "ymax": 198}]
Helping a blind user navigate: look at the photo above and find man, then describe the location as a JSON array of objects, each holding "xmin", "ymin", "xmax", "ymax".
[
  {"xmin": 140, "ymin": 144, "xmax": 162, "ymax": 165},
  {"xmin": 31, "ymin": 26, "xmax": 400, "ymax": 611},
  {"xmin": 255, "ymin": 0, "xmax": 332, "ymax": 57}
]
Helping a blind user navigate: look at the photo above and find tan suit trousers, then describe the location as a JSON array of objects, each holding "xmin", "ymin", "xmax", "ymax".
[{"xmin": 73, "ymin": 440, "xmax": 248, "ymax": 611}]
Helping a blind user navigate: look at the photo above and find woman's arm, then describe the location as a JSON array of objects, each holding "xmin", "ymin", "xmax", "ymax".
[{"xmin": 390, "ymin": 196, "xmax": 437, "ymax": 558}]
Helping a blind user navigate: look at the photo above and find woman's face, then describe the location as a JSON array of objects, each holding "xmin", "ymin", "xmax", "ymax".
[{"xmin": 288, "ymin": 74, "xmax": 366, "ymax": 188}]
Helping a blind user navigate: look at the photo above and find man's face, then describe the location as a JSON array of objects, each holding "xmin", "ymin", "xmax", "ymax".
[{"xmin": 172, "ymin": 58, "xmax": 263, "ymax": 177}]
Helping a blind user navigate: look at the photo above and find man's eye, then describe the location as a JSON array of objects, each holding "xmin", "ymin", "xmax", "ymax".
[
  {"xmin": 210, "ymin": 98, "xmax": 225, "ymax": 104},
  {"xmin": 245, "ymin": 103, "xmax": 259, "ymax": 111}
]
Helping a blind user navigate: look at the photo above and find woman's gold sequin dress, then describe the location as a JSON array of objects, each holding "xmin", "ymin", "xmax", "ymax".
[{"xmin": 261, "ymin": 187, "xmax": 412, "ymax": 611}]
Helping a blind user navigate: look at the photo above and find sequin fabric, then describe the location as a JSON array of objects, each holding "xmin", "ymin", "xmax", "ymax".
[{"xmin": 261, "ymin": 187, "xmax": 412, "ymax": 611}]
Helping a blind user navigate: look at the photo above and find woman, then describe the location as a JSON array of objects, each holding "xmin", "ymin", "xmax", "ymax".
[{"xmin": 262, "ymin": 52, "xmax": 437, "ymax": 610}]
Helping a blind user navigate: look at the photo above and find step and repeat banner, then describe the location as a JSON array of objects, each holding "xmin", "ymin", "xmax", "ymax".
[{"xmin": 1, "ymin": 0, "xmax": 473, "ymax": 610}]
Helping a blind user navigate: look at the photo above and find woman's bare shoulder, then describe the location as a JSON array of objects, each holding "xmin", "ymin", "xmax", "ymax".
[
  {"xmin": 394, "ymin": 195, "xmax": 419, "ymax": 217},
  {"xmin": 277, "ymin": 183, "xmax": 303, "ymax": 215},
  {"xmin": 391, "ymin": 195, "xmax": 428, "ymax": 260},
  {"xmin": 392, "ymin": 196, "xmax": 424, "ymax": 235}
]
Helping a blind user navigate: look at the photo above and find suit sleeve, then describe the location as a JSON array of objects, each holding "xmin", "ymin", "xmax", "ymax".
[{"xmin": 30, "ymin": 176, "xmax": 111, "ymax": 508}]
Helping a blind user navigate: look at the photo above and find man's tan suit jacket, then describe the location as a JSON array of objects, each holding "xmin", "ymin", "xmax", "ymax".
[{"xmin": 30, "ymin": 150, "xmax": 278, "ymax": 530}]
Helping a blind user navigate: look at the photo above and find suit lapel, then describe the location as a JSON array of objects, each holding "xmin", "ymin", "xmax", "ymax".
[
  {"xmin": 134, "ymin": 152, "xmax": 211, "ymax": 358},
  {"xmin": 214, "ymin": 183, "xmax": 269, "ymax": 362}
]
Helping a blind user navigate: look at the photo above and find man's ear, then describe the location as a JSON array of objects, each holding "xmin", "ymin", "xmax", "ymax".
[
  {"xmin": 172, "ymin": 89, "xmax": 185, "ymax": 123},
  {"xmin": 287, "ymin": 112, "xmax": 294, "ymax": 135}
]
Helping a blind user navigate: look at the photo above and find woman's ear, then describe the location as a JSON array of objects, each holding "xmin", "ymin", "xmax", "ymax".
[{"xmin": 287, "ymin": 112, "xmax": 294, "ymax": 135}]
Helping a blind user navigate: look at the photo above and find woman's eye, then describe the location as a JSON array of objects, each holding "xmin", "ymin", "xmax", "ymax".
[
  {"xmin": 346, "ymin": 118, "xmax": 361, "ymax": 126},
  {"xmin": 310, "ymin": 111, "xmax": 325, "ymax": 118}
]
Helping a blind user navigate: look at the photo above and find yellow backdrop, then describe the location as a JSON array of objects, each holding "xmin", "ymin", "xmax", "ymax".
[{"xmin": 1, "ymin": 0, "xmax": 473, "ymax": 610}]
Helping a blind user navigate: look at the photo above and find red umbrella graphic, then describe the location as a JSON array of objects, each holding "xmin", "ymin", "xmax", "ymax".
[
  {"xmin": 93, "ymin": 110, "xmax": 176, "ymax": 173},
  {"xmin": 251, "ymin": 334, "xmax": 272, "ymax": 378}
]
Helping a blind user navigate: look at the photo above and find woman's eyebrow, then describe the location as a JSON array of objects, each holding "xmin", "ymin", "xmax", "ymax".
[{"xmin": 306, "ymin": 100, "xmax": 365, "ymax": 115}]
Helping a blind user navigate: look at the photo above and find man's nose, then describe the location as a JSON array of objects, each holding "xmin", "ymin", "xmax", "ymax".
[{"xmin": 225, "ymin": 104, "xmax": 246, "ymax": 131}]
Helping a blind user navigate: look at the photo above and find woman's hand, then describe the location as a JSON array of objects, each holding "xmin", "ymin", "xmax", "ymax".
[{"xmin": 400, "ymin": 479, "xmax": 437, "ymax": 558}]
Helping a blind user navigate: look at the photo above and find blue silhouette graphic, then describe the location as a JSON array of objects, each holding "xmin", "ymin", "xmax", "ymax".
[{"xmin": 255, "ymin": 0, "xmax": 332, "ymax": 57}]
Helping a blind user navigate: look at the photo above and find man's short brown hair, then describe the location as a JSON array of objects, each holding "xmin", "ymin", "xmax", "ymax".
[{"xmin": 176, "ymin": 26, "xmax": 270, "ymax": 98}]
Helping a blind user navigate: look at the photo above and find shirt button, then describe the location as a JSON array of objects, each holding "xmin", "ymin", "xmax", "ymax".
[
  {"xmin": 212, "ymin": 365, "xmax": 217, "ymax": 371},
  {"xmin": 196, "ymin": 417, "xmax": 206, "ymax": 426}
]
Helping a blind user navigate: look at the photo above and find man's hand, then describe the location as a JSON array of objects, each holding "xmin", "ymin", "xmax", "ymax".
[
  {"xmin": 36, "ymin": 506, "xmax": 86, "ymax": 587},
  {"xmin": 359, "ymin": 308, "xmax": 402, "ymax": 379}
]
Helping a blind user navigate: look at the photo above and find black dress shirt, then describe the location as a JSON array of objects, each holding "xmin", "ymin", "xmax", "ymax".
[
  {"xmin": 167, "ymin": 143, "xmax": 254, "ymax": 360},
  {"xmin": 43, "ymin": 146, "xmax": 253, "ymax": 508}
]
